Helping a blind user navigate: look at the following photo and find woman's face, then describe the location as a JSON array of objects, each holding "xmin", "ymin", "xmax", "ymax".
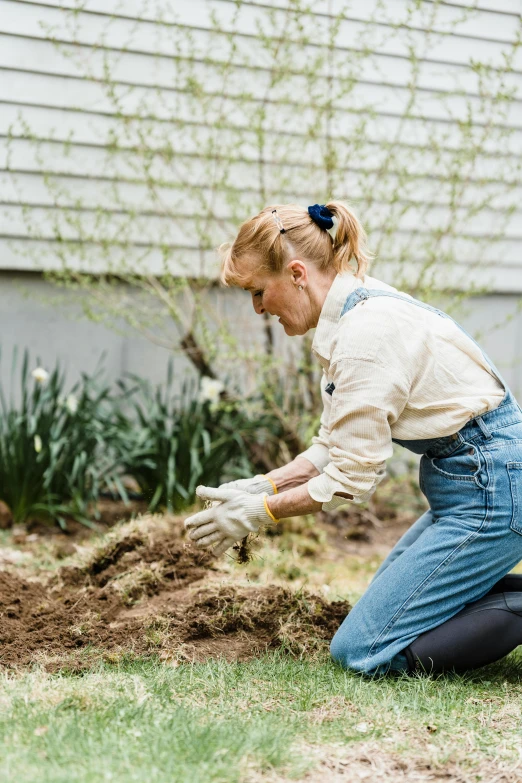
[{"xmin": 243, "ymin": 261, "xmax": 315, "ymax": 336}]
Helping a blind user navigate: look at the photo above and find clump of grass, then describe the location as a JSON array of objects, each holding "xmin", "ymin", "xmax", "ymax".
[
  {"xmin": 163, "ymin": 584, "xmax": 351, "ymax": 658},
  {"xmin": 110, "ymin": 564, "xmax": 164, "ymax": 606},
  {"xmin": 57, "ymin": 514, "xmax": 213, "ymax": 596},
  {"xmin": 233, "ymin": 536, "xmax": 253, "ymax": 564},
  {"xmin": 68, "ymin": 515, "xmax": 176, "ymax": 576}
]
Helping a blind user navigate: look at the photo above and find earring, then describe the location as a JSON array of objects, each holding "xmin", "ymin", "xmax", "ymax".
[{"xmin": 298, "ymin": 285, "xmax": 303, "ymax": 290}]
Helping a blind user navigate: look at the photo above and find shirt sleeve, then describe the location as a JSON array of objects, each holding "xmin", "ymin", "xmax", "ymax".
[
  {"xmin": 296, "ymin": 371, "xmax": 332, "ymax": 472},
  {"xmin": 307, "ymin": 354, "xmax": 411, "ymax": 508}
]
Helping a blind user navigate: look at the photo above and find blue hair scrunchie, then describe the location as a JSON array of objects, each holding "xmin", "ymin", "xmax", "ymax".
[{"xmin": 308, "ymin": 203, "xmax": 334, "ymax": 231}]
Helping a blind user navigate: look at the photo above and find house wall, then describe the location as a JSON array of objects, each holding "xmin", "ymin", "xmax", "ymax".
[{"xmin": 1, "ymin": 0, "xmax": 522, "ymax": 414}]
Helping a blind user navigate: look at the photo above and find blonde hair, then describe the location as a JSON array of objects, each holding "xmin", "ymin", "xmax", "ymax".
[{"xmin": 219, "ymin": 200, "xmax": 373, "ymax": 287}]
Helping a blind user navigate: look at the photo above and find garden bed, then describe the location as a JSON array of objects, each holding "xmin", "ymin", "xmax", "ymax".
[{"xmin": 0, "ymin": 515, "xmax": 351, "ymax": 671}]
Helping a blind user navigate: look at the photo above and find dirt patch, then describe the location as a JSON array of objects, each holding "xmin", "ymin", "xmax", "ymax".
[{"xmin": 0, "ymin": 515, "xmax": 350, "ymax": 671}]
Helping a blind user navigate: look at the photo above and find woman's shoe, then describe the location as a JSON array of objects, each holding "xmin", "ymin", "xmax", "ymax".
[{"xmin": 488, "ymin": 573, "xmax": 522, "ymax": 594}]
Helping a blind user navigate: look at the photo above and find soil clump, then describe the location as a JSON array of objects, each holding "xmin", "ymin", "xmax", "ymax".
[{"xmin": 0, "ymin": 515, "xmax": 351, "ymax": 671}]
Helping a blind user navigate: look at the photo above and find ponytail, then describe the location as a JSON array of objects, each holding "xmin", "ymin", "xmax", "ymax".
[{"xmin": 325, "ymin": 201, "xmax": 374, "ymax": 278}]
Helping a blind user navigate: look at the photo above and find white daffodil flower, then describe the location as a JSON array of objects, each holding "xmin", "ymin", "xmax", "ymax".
[
  {"xmin": 32, "ymin": 367, "xmax": 49, "ymax": 384},
  {"xmin": 34, "ymin": 435, "xmax": 42, "ymax": 453},
  {"xmin": 198, "ymin": 376, "xmax": 225, "ymax": 405},
  {"xmin": 66, "ymin": 394, "xmax": 78, "ymax": 414}
]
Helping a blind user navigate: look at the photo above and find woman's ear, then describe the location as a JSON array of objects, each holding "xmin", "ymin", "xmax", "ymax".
[{"xmin": 288, "ymin": 259, "xmax": 308, "ymax": 287}]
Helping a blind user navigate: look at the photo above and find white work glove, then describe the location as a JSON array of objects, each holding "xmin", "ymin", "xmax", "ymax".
[
  {"xmin": 184, "ymin": 486, "xmax": 276, "ymax": 556},
  {"xmin": 218, "ymin": 474, "xmax": 277, "ymax": 495}
]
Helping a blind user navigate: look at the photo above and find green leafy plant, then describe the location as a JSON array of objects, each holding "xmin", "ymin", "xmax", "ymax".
[
  {"xmin": 111, "ymin": 365, "xmax": 257, "ymax": 513},
  {"xmin": 0, "ymin": 350, "xmax": 121, "ymax": 527},
  {"xmin": 0, "ymin": 349, "xmax": 290, "ymax": 525}
]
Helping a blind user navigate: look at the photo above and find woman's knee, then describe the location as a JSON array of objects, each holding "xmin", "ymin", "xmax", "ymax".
[
  {"xmin": 330, "ymin": 623, "xmax": 371, "ymax": 673},
  {"xmin": 330, "ymin": 621, "xmax": 409, "ymax": 676}
]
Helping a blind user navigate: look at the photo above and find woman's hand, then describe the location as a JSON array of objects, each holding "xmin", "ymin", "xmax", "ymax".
[
  {"xmin": 184, "ymin": 486, "xmax": 275, "ymax": 556},
  {"xmin": 215, "ymin": 457, "xmax": 320, "ymax": 499},
  {"xmin": 218, "ymin": 474, "xmax": 277, "ymax": 495}
]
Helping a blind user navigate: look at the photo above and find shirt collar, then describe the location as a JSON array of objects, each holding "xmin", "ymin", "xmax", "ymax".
[{"xmin": 311, "ymin": 272, "xmax": 362, "ymax": 365}]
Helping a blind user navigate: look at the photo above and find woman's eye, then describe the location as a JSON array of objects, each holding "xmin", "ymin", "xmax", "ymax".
[{"xmin": 254, "ymin": 291, "xmax": 263, "ymax": 298}]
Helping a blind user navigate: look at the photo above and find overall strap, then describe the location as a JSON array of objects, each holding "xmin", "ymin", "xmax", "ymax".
[{"xmin": 341, "ymin": 287, "xmax": 509, "ymax": 397}]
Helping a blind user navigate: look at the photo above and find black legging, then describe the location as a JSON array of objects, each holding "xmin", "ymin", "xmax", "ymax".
[{"xmin": 404, "ymin": 574, "xmax": 522, "ymax": 673}]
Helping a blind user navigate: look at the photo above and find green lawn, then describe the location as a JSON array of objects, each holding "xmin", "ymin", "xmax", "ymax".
[{"xmin": 2, "ymin": 646, "xmax": 522, "ymax": 781}]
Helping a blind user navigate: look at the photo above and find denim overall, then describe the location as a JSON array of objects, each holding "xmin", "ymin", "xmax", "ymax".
[{"xmin": 329, "ymin": 287, "xmax": 522, "ymax": 675}]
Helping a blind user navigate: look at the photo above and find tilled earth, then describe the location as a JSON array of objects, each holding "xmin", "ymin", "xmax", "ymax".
[{"xmin": 0, "ymin": 516, "xmax": 351, "ymax": 671}]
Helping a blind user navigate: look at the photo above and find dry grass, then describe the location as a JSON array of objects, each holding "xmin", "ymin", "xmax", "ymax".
[{"xmin": 244, "ymin": 739, "xmax": 522, "ymax": 782}]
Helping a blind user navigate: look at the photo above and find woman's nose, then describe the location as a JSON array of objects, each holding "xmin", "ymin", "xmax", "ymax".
[{"xmin": 252, "ymin": 294, "xmax": 265, "ymax": 315}]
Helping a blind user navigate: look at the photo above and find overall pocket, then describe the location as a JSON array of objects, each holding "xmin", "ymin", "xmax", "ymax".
[
  {"xmin": 507, "ymin": 462, "xmax": 522, "ymax": 535},
  {"xmin": 430, "ymin": 441, "xmax": 488, "ymax": 490}
]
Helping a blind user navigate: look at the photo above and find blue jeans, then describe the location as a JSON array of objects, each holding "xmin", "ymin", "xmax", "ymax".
[{"xmin": 330, "ymin": 387, "xmax": 522, "ymax": 675}]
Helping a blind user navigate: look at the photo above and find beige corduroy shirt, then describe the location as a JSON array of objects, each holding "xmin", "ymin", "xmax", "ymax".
[{"xmin": 298, "ymin": 272, "xmax": 506, "ymax": 510}]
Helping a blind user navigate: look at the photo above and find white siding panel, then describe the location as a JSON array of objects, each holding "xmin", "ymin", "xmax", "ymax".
[
  {"xmin": 3, "ymin": 1, "xmax": 522, "ymax": 71},
  {"xmin": 3, "ymin": 101, "xmax": 521, "ymax": 159},
  {"xmin": 4, "ymin": 170, "xmax": 522, "ymax": 219},
  {"xmin": 239, "ymin": 1, "xmax": 522, "ymax": 29},
  {"xmin": 10, "ymin": 0, "xmax": 522, "ymax": 45},
  {"xmin": 1, "ymin": 0, "xmax": 521, "ymax": 291},
  {"xmin": 380, "ymin": 233, "xmax": 522, "ymax": 267},
  {"xmin": 0, "ymin": 139, "xmax": 522, "ymax": 192},
  {"xmin": 0, "ymin": 204, "xmax": 231, "ymax": 247},
  {"xmin": 2, "ymin": 70, "xmax": 521, "ymax": 140},
  {"xmin": 3, "ymin": 34, "xmax": 522, "ymax": 99},
  {"xmin": 0, "ymin": 237, "xmax": 215, "ymax": 275},
  {"xmin": 440, "ymin": 1, "xmax": 521, "ymax": 15}
]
